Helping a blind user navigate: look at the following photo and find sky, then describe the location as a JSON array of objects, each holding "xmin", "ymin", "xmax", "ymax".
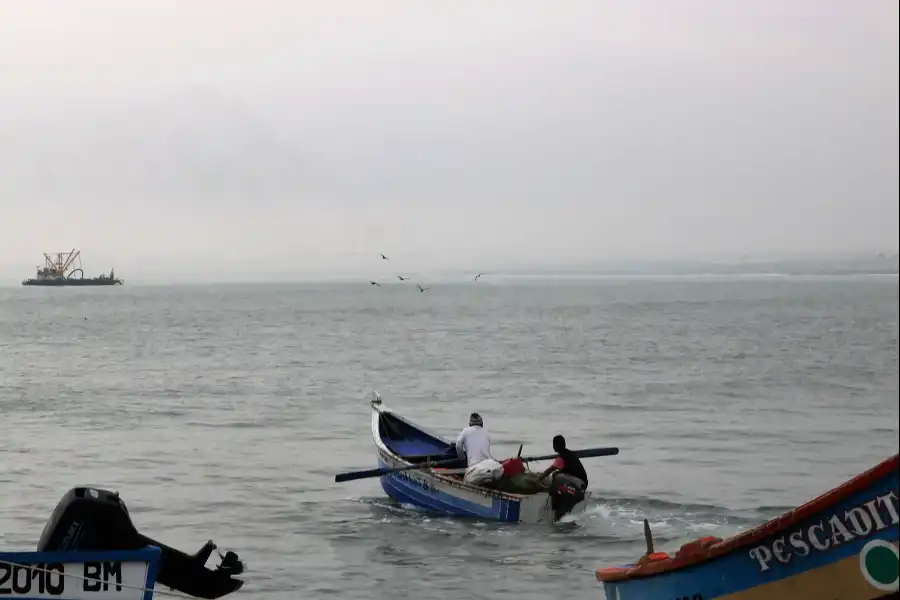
[{"xmin": 0, "ymin": 1, "xmax": 897, "ymax": 282}]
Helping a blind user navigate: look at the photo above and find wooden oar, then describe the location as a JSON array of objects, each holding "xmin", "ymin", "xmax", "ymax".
[
  {"xmin": 334, "ymin": 456, "xmax": 465, "ymax": 482},
  {"xmin": 514, "ymin": 446, "xmax": 620, "ymax": 463},
  {"xmin": 334, "ymin": 446, "xmax": 619, "ymax": 483}
]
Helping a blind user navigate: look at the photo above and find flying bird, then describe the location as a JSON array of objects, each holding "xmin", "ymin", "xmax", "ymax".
[
  {"xmin": 380, "ymin": 254, "xmax": 389, "ymax": 260},
  {"xmin": 397, "ymin": 275, "xmax": 410, "ymax": 281},
  {"xmin": 369, "ymin": 281, "xmax": 381, "ymax": 286},
  {"xmin": 416, "ymin": 284, "xmax": 430, "ymax": 292},
  {"xmin": 474, "ymin": 273, "xmax": 485, "ymax": 281}
]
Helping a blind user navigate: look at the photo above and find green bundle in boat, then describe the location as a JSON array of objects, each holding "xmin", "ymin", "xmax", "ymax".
[{"xmin": 496, "ymin": 473, "xmax": 548, "ymax": 495}]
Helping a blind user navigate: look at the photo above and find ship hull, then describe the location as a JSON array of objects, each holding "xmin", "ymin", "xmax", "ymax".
[{"xmin": 22, "ymin": 278, "xmax": 122, "ymax": 286}]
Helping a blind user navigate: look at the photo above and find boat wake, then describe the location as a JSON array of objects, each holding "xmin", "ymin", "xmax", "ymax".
[
  {"xmin": 344, "ymin": 493, "xmax": 771, "ymax": 549},
  {"xmin": 327, "ymin": 490, "xmax": 826, "ymax": 596}
]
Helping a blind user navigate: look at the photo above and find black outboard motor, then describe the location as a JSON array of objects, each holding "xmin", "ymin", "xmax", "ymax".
[
  {"xmin": 37, "ymin": 487, "xmax": 244, "ymax": 599},
  {"xmin": 549, "ymin": 473, "xmax": 587, "ymax": 521}
]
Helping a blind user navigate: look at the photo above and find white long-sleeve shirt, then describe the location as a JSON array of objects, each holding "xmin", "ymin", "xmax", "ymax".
[{"xmin": 455, "ymin": 425, "xmax": 494, "ymax": 466}]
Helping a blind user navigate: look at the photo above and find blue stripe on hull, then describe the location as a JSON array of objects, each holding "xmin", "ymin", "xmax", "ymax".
[{"xmin": 377, "ymin": 460, "xmax": 521, "ymax": 522}]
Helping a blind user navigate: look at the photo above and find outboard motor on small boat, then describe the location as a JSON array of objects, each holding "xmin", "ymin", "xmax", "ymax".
[
  {"xmin": 37, "ymin": 487, "xmax": 244, "ymax": 599},
  {"xmin": 549, "ymin": 473, "xmax": 587, "ymax": 521}
]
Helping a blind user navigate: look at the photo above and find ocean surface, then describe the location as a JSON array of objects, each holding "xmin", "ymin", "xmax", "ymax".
[{"xmin": 1, "ymin": 275, "xmax": 898, "ymax": 600}]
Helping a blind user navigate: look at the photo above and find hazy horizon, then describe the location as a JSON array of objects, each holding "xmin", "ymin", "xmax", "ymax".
[
  {"xmin": 2, "ymin": 250, "xmax": 897, "ymax": 286},
  {"xmin": 2, "ymin": 1, "xmax": 897, "ymax": 282}
]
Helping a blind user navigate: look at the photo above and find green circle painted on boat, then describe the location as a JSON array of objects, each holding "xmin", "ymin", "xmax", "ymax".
[
  {"xmin": 865, "ymin": 545, "xmax": 899, "ymax": 585},
  {"xmin": 860, "ymin": 540, "xmax": 899, "ymax": 592}
]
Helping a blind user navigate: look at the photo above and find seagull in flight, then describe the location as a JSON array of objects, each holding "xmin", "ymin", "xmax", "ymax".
[
  {"xmin": 369, "ymin": 281, "xmax": 381, "ymax": 286},
  {"xmin": 474, "ymin": 273, "xmax": 486, "ymax": 282},
  {"xmin": 416, "ymin": 284, "xmax": 430, "ymax": 292},
  {"xmin": 380, "ymin": 253, "xmax": 389, "ymax": 260},
  {"xmin": 397, "ymin": 275, "xmax": 410, "ymax": 281}
]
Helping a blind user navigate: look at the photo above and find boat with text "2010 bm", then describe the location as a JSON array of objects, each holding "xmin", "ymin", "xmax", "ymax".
[
  {"xmin": 596, "ymin": 453, "xmax": 899, "ymax": 600},
  {"xmin": 0, "ymin": 486, "xmax": 245, "ymax": 600},
  {"xmin": 359, "ymin": 392, "xmax": 596, "ymax": 524}
]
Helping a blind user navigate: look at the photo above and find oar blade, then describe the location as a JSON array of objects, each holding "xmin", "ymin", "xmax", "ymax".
[
  {"xmin": 521, "ymin": 446, "xmax": 620, "ymax": 463},
  {"xmin": 335, "ymin": 468, "xmax": 388, "ymax": 483},
  {"xmin": 573, "ymin": 447, "xmax": 619, "ymax": 459}
]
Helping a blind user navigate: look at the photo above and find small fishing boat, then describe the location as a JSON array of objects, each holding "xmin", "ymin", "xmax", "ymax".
[
  {"xmin": 365, "ymin": 392, "xmax": 594, "ymax": 524},
  {"xmin": 0, "ymin": 486, "xmax": 245, "ymax": 600},
  {"xmin": 596, "ymin": 453, "xmax": 899, "ymax": 600}
]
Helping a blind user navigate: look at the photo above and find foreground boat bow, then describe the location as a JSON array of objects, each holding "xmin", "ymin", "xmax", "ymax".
[
  {"xmin": 596, "ymin": 453, "xmax": 899, "ymax": 600},
  {"xmin": 1, "ymin": 487, "xmax": 244, "ymax": 600}
]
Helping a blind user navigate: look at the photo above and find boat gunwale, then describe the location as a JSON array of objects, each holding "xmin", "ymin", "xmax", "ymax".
[
  {"xmin": 596, "ymin": 452, "xmax": 900, "ymax": 583},
  {"xmin": 370, "ymin": 402, "xmax": 540, "ymax": 503}
]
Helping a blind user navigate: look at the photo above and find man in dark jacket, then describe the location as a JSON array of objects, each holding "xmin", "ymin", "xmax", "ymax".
[
  {"xmin": 538, "ymin": 434, "xmax": 588, "ymax": 489},
  {"xmin": 538, "ymin": 434, "xmax": 589, "ymax": 520}
]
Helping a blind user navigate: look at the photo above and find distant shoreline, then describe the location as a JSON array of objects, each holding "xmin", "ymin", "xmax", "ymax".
[
  {"xmin": 497, "ymin": 267, "xmax": 900, "ymax": 277},
  {"xmin": 1, "ymin": 257, "xmax": 897, "ymax": 287},
  {"xmin": 0, "ymin": 272, "xmax": 897, "ymax": 288}
]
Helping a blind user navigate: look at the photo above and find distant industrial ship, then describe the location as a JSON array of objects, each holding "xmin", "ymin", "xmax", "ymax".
[{"xmin": 21, "ymin": 249, "xmax": 123, "ymax": 286}]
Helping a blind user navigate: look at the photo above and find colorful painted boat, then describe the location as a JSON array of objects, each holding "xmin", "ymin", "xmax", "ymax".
[
  {"xmin": 596, "ymin": 453, "xmax": 899, "ymax": 600},
  {"xmin": 0, "ymin": 486, "xmax": 245, "ymax": 600},
  {"xmin": 369, "ymin": 392, "xmax": 593, "ymax": 523}
]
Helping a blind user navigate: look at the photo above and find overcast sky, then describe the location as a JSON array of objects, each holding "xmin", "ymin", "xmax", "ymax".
[{"xmin": 1, "ymin": 1, "xmax": 897, "ymax": 281}]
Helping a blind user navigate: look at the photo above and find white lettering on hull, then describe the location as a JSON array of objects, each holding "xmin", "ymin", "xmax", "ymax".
[{"xmin": 749, "ymin": 491, "xmax": 899, "ymax": 572}]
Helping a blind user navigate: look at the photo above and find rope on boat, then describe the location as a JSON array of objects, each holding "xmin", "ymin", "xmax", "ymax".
[{"xmin": 0, "ymin": 557, "xmax": 197, "ymax": 599}]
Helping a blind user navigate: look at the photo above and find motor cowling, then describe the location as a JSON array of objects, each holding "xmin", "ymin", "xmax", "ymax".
[
  {"xmin": 38, "ymin": 487, "xmax": 141, "ymax": 552},
  {"xmin": 549, "ymin": 473, "xmax": 587, "ymax": 520},
  {"xmin": 37, "ymin": 487, "xmax": 244, "ymax": 599}
]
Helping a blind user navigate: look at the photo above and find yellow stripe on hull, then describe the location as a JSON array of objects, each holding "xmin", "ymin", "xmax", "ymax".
[{"xmin": 717, "ymin": 540, "xmax": 899, "ymax": 600}]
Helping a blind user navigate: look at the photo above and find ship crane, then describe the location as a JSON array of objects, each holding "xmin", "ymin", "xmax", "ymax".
[{"xmin": 39, "ymin": 249, "xmax": 81, "ymax": 277}]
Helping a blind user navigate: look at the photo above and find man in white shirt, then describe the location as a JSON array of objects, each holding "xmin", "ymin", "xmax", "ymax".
[{"xmin": 455, "ymin": 412, "xmax": 494, "ymax": 467}]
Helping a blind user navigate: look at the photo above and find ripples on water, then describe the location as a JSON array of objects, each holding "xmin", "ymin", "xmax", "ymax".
[{"xmin": 1, "ymin": 276, "xmax": 897, "ymax": 599}]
